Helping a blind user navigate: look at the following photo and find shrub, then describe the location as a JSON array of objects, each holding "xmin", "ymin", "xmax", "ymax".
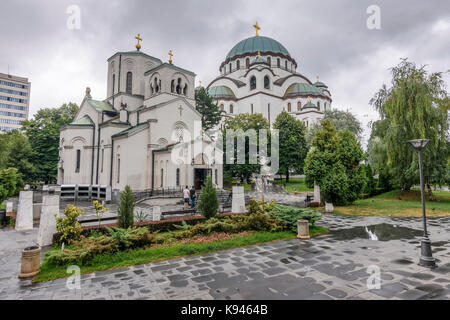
[
  {"xmin": 0, "ymin": 168, "xmax": 23, "ymax": 203},
  {"xmin": 93, "ymin": 200, "xmax": 108, "ymax": 229},
  {"xmin": 198, "ymin": 176, "xmax": 218, "ymax": 219},
  {"xmin": 55, "ymin": 205, "xmax": 83, "ymax": 245},
  {"xmin": 247, "ymin": 198, "xmax": 275, "ymax": 215},
  {"xmin": 117, "ymin": 185, "xmax": 135, "ymax": 229},
  {"xmin": 321, "ymin": 164, "xmax": 351, "ymax": 205},
  {"xmin": 268, "ymin": 204, "xmax": 321, "ymax": 232}
]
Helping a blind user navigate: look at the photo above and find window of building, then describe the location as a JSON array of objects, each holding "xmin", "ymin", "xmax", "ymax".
[
  {"xmin": 229, "ymin": 104, "xmax": 234, "ymax": 114},
  {"xmin": 176, "ymin": 78, "xmax": 182, "ymax": 94},
  {"xmin": 251, "ymin": 104, "xmax": 254, "ymax": 114},
  {"xmin": 264, "ymin": 76, "xmax": 270, "ymax": 89},
  {"xmin": 317, "ymin": 101, "xmax": 320, "ymax": 110},
  {"xmin": 324, "ymin": 102, "xmax": 327, "ymax": 110},
  {"xmin": 215, "ymin": 169, "xmax": 218, "ymax": 185},
  {"xmin": 288, "ymin": 102, "xmax": 291, "ymax": 112},
  {"xmin": 112, "ymin": 74, "xmax": 115, "ymax": 95},
  {"xmin": 117, "ymin": 155, "xmax": 120, "ymax": 183},
  {"xmin": 277, "ymin": 58, "xmax": 280, "ymax": 68},
  {"xmin": 126, "ymin": 72, "xmax": 132, "ymax": 94},
  {"xmin": 183, "ymin": 84, "xmax": 187, "ymax": 96},
  {"xmin": 75, "ymin": 149, "xmax": 81, "ymax": 173},
  {"xmin": 246, "ymin": 58, "xmax": 250, "ymax": 68},
  {"xmin": 237, "ymin": 60, "xmax": 240, "ymax": 69},
  {"xmin": 160, "ymin": 168, "xmax": 164, "ymax": 187},
  {"xmin": 229, "ymin": 63, "xmax": 232, "ymax": 73},
  {"xmin": 176, "ymin": 168, "xmax": 180, "ymax": 186},
  {"xmin": 285, "ymin": 60, "xmax": 288, "ymax": 70},
  {"xmin": 220, "ymin": 103, "xmax": 224, "ymax": 110},
  {"xmin": 250, "ymin": 76, "xmax": 256, "ymax": 90},
  {"xmin": 171, "ymin": 80, "xmax": 175, "ymax": 93},
  {"xmin": 297, "ymin": 101, "xmax": 302, "ymax": 111},
  {"xmin": 267, "ymin": 57, "xmax": 271, "ymax": 66}
]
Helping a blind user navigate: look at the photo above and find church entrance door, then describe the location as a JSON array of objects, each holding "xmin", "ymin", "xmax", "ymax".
[{"xmin": 194, "ymin": 168, "xmax": 211, "ymax": 190}]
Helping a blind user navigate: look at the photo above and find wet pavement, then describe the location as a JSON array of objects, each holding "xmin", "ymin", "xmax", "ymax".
[{"xmin": 1, "ymin": 213, "xmax": 449, "ymax": 300}]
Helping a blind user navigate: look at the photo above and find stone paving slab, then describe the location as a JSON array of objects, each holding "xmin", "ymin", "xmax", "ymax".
[{"xmin": 1, "ymin": 213, "xmax": 449, "ymax": 300}]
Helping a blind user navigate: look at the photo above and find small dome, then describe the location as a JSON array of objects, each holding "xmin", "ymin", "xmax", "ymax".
[
  {"xmin": 226, "ymin": 36, "xmax": 291, "ymax": 60},
  {"xmin": 207, "ymin": 86, "xmax": 236, "ymax": 99},
  {"xmin": 284, "ymin": 83, "xmax": 324, "ymax": 98},
  {"xmin": 303, "ymin": 101, "xmax": 317, "ymax": 109}
]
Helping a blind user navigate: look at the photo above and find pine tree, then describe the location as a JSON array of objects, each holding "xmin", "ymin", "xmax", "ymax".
[
  {"xmin": 117, "ymin": 185, "xmax": 135, "ymax": 229},
  {"xmin": 198, "ymin": 176, "xmax": 219, "ymax": 219}
]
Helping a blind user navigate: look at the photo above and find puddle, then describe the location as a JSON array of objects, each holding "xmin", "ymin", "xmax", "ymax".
[{"xmin": 328, "ymin": 223, "xmax": 423, "ymax": 241}]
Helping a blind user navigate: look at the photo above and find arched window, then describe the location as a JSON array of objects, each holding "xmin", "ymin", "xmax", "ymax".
[
  {"xmin": 250, "ymin": 76, "xmax": 256, "ymax": 90},
  {"xmin": 220, "ymin": 103, "xmax": 224, "ymax": 110},
  {"xmin": 264, "ymin": 76, "xmax": 270, "ymax": 89},
  {"xmin": 112, "ymin": 74, "xmax": 115, "ymax": 95},
  {"xmin": 183, "ymin": 84, "xmax": 187, "ymax": 96},
  {"xmin": 229, "ymin": 104, "xmax": 234, "ymax": 114},
  {"xmin": 267, "ymin": 57, "xmax": 271, "ymax": 66},
  {"xmin": 246, "ymin": 58, "xmax": 250, "ymax": 68},
  {"xmin": 324, "ymin": 102, "xmax": 327, "ymax": 110},
  {"xmin": 229, "ymin": 63, "xmax": 232, "ymax": 73},
  {"xmin": 277, "ymin": 58, "xmax": 280, "ymax": 68},
  {"xmin": 285, "ymin": 60, "xmax": 288, "ymax": 70},
  {"xmin": 297, "ymin": 101, "xmax": 302, "ymax": 111},
  {"xmin": 176, "ymin": 168, "xmax": 180, "ymax": 186},
  {"xmin": 317, "ymin": 101, "xmax": 321, "ymax": 110},
  {"xmin": 126, "ymin": 72, "xmax": 132, "ymax": 94},
  {"xmin": 176, "ymin": 78, "xmax": 181, "ymax": 94},
  {"xmin": 154, "ymin": 78, "xmax": 159, "ymax": 93},
  {"xmin": 171, "ymin": 80, "xmax": 175, "ymax": 93},
  {"xmin": 237, "ymin": 60, "xmax": 240, "ymax": 69},
  {"xmin": 288, "ymin": 103, "xmax": 291, "ymax": 112}
]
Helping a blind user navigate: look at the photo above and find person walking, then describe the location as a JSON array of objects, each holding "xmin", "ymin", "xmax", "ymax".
[
  {"xmin": 190, "ymin": 186, "xmax": 196, "ymax": 208},
  {"xmin": 183, "ymin": 186, "xmax": 190, "ymax": 209}
]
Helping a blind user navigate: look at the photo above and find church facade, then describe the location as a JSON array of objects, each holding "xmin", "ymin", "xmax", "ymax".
[
  {"xmin": 206, "ymin": 23, "xmax": 332, "ymax": 128},
  {"xmin": 58, "ymin": 36, "xmax": 223, "ymax": 191}
]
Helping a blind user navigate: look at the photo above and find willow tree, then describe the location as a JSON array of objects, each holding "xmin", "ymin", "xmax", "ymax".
[{"xmin": 370, "ymin": 59, "xmax": 449, "ymax": 199}]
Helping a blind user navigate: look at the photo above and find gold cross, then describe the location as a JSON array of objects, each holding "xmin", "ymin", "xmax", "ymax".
[
  {"xmin": 253, "ymin": 21, "xmax": 260, "ymax": 37},
  {"xmin": 178, "ymin": 105, "xmax": 183, "ymax": 116},
  {"xmin": 168, "ymin": 50, "xmax": 173, "ymax": 64},
  {"xmin": 135, "ymin": 33, "xmax": 142, "ymax": 51}
]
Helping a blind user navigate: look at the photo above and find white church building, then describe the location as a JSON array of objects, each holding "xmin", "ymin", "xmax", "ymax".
[
  {"xmin": 58, "ymin": 36, "xmax": 223, "ymax": 191},
  {"xmin": 206, "ymin": 23, "xmax": 332, "ymax": 127}
]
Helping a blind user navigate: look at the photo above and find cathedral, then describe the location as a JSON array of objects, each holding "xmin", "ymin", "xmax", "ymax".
[
  {"xmin": 206, "ymin": 22, "xmax": 332, "ymax": 127},
  {"xmin": 58, "ymin": 35, "xmax": 223, "ymax": 191}
]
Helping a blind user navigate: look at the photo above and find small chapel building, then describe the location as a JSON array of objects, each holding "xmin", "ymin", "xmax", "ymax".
[{"xmin": 58, "ymin": 36, "xmax": 223, "ymax": 191}]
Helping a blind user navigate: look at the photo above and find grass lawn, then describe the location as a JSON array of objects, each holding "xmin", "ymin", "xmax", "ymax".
[
  {"xmin": 332, "ymin": 189, "xmax": 450, "ymax": 217},
  {"xmin": 275, "ymin": 178, "xmax": 313, "ymax": 193}
]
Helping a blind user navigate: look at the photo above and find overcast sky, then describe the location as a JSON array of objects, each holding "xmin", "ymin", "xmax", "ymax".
[{"xmin": 1, "ymin": 0, "xmax": 449, "ymax": 146}]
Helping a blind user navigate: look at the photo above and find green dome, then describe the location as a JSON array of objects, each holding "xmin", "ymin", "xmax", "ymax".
[
  {"xmin": 314, "ymin": 81, "xmax": 328, "ymax": 88},
  {"xmin": 284, "ymin": 83, "xmax": 324, "ymax": 98},
  {"xmin": 207, "ymin": 86, "xmax": 236, "ymax": 99},
  {"xmin": 226, "ymin": 36, "xmax": 290, "ymax": 60},
  {"xmin": 303, "ymin": 101, "xmax": 317, "ymax": 109}
]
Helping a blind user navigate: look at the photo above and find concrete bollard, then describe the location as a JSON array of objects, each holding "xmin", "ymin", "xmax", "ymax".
[
  {"xmin": 325, "ymin": 202, "xmax": 334, "ymax": 213},
  {"xmin": 16, "ymin": 191, "xmax": 33, "ymax": 231},
  {"xmin": 18, "ymin": 245, "xmax": 41, "ymax": 279},
  {"xmin": 297, "ymin": 219, "xmax": 310, "ymax": 240}
]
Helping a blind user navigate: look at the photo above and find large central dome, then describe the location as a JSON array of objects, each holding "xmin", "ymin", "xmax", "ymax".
[{"xmin": 226, "ymin": 36, "xmax": 291, "ymax": 60}]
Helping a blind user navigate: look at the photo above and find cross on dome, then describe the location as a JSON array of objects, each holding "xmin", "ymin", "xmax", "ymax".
[
  {"xmin": 135, "ymin": 33, "xmax": 142, "ymax": 51},
  {"xmin": 253, "ymin": 21, "xmax": 260, "ymax": 37},
  {"xmin": 168, "ymin": 50, "xmax": 173, "ymax": 64}
]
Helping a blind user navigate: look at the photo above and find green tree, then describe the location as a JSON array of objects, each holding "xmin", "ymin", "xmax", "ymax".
[
  {"xmin": 1, "ymin": 131, "xmax": 35, "ymax": 183},
  {"xmin": 195, "ymin": 87, "xmax": 224, "ymax": 131},
  {"xmin": 304, "ymin": 120, "xmax": 366, "ymax": 205},
  {"xmin": 223, "ymin": 113, "xmax": 270, "ymax": 183},
  {"xmin": 198, "ymin": 176, "xmax": 218, "ymax": 219},
  {"xmin": 369, "ymin": 59, "xmax": 449, "ymax": 199},
  {"xmin": 307, "ymin": 108, "xmax": 363, "ymax": 145},
  {"xmin": 0, "ymin": 168, "xmax": 24, "ymax": 203},
  {"xmin": 21, "ymin": 102, "xmax": 78, "ymax": 183},
  {"xmin": 117, "ymin": 185, "xmax": 135, "ymax": 229},
  {"xmin": 273, "ymin": 111, "xmax": 308, "ymax": 182}
]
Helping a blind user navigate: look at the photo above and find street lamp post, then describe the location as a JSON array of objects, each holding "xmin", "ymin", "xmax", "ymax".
[{"xmin": 407, "ymin": 139, "xmax": 436, "ymax": 268}]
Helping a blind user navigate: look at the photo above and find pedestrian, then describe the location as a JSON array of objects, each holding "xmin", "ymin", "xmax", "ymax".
[
  {"xmin": 190, "ymin": 186, "xmax": 196, "ymax": 208},
  {"xmin": 183, "ymin": 185, "xmax": 190, "ymax": 209}
]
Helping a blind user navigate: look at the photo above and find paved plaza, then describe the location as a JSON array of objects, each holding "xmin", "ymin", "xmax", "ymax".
[{"xmin": 1, "ymin": 212, "xmax": 450, "ymax": 300}]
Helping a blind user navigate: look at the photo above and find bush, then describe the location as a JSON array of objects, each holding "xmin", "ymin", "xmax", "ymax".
[
  {"xmin": 321, "ymin": 164, "xmax": 351, "ymax": 205},
  {"xmin": 268, "ymin": 204, "xmax": 321, "ymax": 232},
  {"xmin": 247, "ymin": 198, "xmax": 275, "ymax": 215},
  {"xmin": 117, "ymin": 185, "xmax": 135, "ymax": 229},
  {"xmin": 55, "ymin": 205, "xmax": 83, "ymax": 245},
  {"xmin": 0, "ymin": 168, "xmax": 23, "ymax": 203},
  {"xmin": 198, "ymin": 176, "xmax": 218, "ymax": 219}
]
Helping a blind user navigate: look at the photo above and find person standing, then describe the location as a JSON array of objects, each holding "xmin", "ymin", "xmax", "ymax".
[
  {"xmin": 190, "ymin": 186, "xmax": 196, "ymax": 208},
  {"xmin": 183, "ymin": 186, "xmax": 190, "ymax": 209}
]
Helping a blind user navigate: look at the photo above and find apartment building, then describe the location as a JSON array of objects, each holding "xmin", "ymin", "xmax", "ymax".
[{"xmin": 0, "ymin": 72, "xmax": 30, "ymax": 132}]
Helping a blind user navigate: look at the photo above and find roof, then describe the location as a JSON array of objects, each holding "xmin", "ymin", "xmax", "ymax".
[
  {"xmin": 112, "ymin": 122, "xmax": 148, "ymax": 138},
  {"xmin": 108, "ymin": 50, "xmax": 162, "ymax": 63},
  {"xmin": 226, "ymin": 36, "xmax": 291, "ymax": 60},
  {"xmin": 284, "ymin": 83, "xmax": 325, "ymax": 98},
  {"xmin": 67, "ymin": 115, "xmax": 94, "ymax": 127},
  {"xmin": 87, "ymin": 99, "xmax": 117, "ymax": 113},
  {"xmin": 314, "ymin": 81, "xmax": 328, "ymax": 88},
  {"xmin": 207, "ymin": 86, "xmax": 236, "ymax": 99},
  {"xmin": 303, "ymin": 101, "xmax": 318, "ymax": 109},
  {"xmin": 144, "ymin": 62, "xmax": 196, "ymax": 76}
]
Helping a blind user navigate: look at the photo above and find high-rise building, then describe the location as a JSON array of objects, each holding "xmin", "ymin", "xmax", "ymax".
[{"xmin": 0, "ymin": 72, "xmax": 30, "ymax": 132}]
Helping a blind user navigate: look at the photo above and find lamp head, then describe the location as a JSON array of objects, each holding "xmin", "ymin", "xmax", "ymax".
[{"xmin": 407, "ymin": 139, "xmax": 430, "ymax": 151}]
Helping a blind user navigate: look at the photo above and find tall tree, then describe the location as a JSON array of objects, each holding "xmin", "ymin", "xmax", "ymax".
[
  {"xmin": 369, "ymin": 59, "xmax": 449, "ymax": 199},
  {"xmin": 223, "ymin": 113, "xmax": 270, "ymax": 183},
  {"xmin": 195, "ymin": 87, "xmax": 224, "ymax": 131},
  {"xmin": 1, "ymin": 130, "xmax": 35, "ymax": 183},
  {"xmin": 306, "ymin": 108, "xmax": 363, "ymax": 145},
  {"xmin": 273, "ymin": 111, "xmax": 308, "ymax": 182},
  {"xmin": 21, "ymin": 102, "xmax": 79, "ymax": 183}
]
